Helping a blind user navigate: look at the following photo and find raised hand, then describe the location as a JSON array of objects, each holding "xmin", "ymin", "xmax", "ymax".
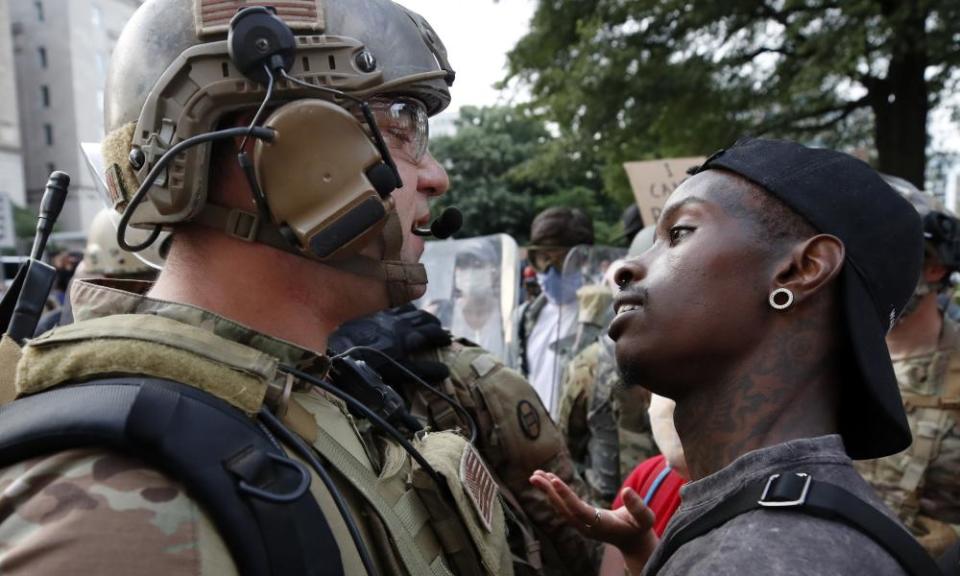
[{"xmin": 529, "ymin": 469, "xmax": 659, "ymax": 574}]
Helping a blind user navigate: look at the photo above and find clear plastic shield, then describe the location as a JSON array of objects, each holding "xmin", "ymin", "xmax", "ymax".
[
  {"xmin": 415, "ymin": 234, "xmax": 519, "ymax": 361},
  {"xmin": 551, "ymin": 244, "xmax": 628, "ymax": 413},
  {"xmin": 80, "ymin": 142, "xmax": 168, "ymax": 269}
]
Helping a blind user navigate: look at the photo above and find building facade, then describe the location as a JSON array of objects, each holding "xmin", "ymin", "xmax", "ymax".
[
  {"xmin": 10, "ymin": 0, "xmax": 141, "ymax": 247},
  {"xmin": 0, "ymin": 0, "xmax": 25, "ymax": 220}
]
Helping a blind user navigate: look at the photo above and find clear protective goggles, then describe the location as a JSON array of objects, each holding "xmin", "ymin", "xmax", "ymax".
[{"xmin": 363, "ymin": 97, "xmax": 430, "ymax": 165}]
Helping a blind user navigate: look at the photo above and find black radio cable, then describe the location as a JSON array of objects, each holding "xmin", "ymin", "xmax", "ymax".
[
  {"xmin": 116, "ymin": 125, "xmax": 275, "ymax": 251},
  {"xmin": 332, "ymin": 345, "xmax": 479, "ymax": 444},
  {"xmin": 257, "ymin": 408, "xmax": 380, "ymax": 576}
]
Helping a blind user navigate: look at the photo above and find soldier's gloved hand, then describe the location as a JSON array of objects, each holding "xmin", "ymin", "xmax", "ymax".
[{"xmin": 329, "ymin": 304, "xmax": 452, "ymax": 384}]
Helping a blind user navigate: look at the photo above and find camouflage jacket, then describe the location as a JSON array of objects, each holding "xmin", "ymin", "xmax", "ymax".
[
  {"xmin": 0, "ymin": 279, "xmax": 513, "ymax": 576},
  {"xmin": 413, "ymin": 339, "xmax": 602, "ymax": 576},
  {"xmin": 557, "ymin": 337, "xmax": 656, "ymax": 509},
  {"xmin": 856, "ymin": 315, "xmax": 960, "ymax": 557}
]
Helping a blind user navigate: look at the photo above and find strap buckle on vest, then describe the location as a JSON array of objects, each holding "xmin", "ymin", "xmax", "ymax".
[
  {"xmin": 226, "ymin": 208, "xmax": 260, "ymax": 242},
  {"xmin": 758, "ymin": 472, "xmax": 811, "ymax": 508}
]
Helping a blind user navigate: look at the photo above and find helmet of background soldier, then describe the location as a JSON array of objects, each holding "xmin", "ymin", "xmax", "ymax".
[
  {"xmin": 83, "ymin": 209, "xmax": 159, "ymax": 278},
  {"xmin": 101, "ymin": 0, "xmax": 454, "ymax": 304},
  {"xmin": 882, "ymin": 175, "xmax": 960, "ymax": 272},
  {"xmin": 627, "ymin": 224, "xmax": 656, "ymax": 258}
]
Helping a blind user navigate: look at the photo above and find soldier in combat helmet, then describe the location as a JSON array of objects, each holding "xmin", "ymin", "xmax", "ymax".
[
  {"xmin": 0, "ymin": 1, "xmax": 516, "ymax": 575},
  {"xmin": 857, "ymin": 175, "xmax": 960, "ymax": 557},
  {"xmin": 558, "ymin": 226, "xmax": 658, "ymax": 507}
]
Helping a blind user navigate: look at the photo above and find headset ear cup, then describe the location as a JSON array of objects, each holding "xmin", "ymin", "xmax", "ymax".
[
  {"xmin": 366, "ymin": 163, "xmax": 398, "ymax": 197},
  {"xmin": 254, "ymin": 100, "xmax": 391, "ymax": 260}
]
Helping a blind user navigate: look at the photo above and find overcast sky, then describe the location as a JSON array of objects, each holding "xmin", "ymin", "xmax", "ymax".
[{"xmin": 399, "ymin": 0, "xmax": 536, "ymax": 122}]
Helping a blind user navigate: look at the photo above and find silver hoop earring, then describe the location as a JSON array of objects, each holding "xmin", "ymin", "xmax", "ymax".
[{"xmin": 769, "ymin": 288, "xmax": 794, "ymax": 310}]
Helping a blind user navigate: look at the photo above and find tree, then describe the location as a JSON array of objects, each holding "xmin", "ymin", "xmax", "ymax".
[
  {"xmin": 506, "ymin": 0, "xmax": 960, "ymax": 190},
  {"xmin": 431, "ymin": 105, "xmax": 624, "ymax": 243}
]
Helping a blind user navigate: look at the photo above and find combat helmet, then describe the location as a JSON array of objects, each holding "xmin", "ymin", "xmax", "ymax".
[
  {"xmin": 882, "ymin": 175, "xmax": 960, "ymax": 272},
  {"xmin": 101, "ymin": 0, "xmax": 455, "ymax": 304},
  {"xmin": 84, "ymin": 209, "xmax": 160, "ymax": 277}
]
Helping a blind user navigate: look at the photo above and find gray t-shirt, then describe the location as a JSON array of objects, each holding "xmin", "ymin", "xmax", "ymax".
[{"xmin": 643, "ymin": 435, "xmax": 908, "ymax": 575}]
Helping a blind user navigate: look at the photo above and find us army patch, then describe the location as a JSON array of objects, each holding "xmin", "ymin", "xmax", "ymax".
[
  {"xmin": 517, "ymin": 400, "xmax": 541, "ymax": 440},
  {"xmin": 459, "ymin": 443, "xmax": 497, "ymax": 532}
]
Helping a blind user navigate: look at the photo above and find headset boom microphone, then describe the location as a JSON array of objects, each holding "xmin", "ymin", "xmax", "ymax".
[{"xmin": 413, "ymin": 206, "xmax": 462, "ymax": 239}]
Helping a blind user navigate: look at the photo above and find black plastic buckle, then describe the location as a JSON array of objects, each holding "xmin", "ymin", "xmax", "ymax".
[
  {"xmin": 226, "ymin": 208, "xmax": 260, "ymax": 242},
  {"xmin": 758, "ymin": 472, "xmax": 811, "ymax": 508}
]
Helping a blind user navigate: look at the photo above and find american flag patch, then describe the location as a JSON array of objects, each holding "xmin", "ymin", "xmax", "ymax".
[
  {"xmin": 459, "ymin": 443, "xmax": 497, "ymax": 532},
  {"xmin": 195, "ymin": 0, "xmax": 325, "ymax": 37}
]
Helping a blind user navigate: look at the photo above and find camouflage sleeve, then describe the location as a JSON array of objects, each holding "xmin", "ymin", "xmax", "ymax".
[
  {"xmin": 436, "ymin": 342, "xmax": 602, "ymax": 575},
  {"xmin": 557, "ymin": 346, "xmax": 593, "ymax": 464},
  {"xmin": 0, "ymin": 447, "xmax": 236, "ymax": 575}
]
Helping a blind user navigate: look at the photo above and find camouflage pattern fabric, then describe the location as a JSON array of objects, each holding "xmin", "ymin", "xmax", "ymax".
[
  {"xmin": 0, "ymin": 279, "xmax": 511, "ymax": 575},
  {"xmin": 557, "ymin": 338, "xmax": 656, "ymax": 508},
  {"xmin": 856, "ymin": 316, "xmax": 960, "ymax": 557},
  {"xmin": 0, "ymin": 448, "xmax": 236, "ymax": 575},
  {"xmin": 414, "ymin": 339, "xmax": 602, "ymax": 576}
]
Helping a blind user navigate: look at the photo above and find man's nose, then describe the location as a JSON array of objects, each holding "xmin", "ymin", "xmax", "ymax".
[
  {"xmin": 613, "ymin": 257, "xmax": 647, "ymax": 289},
  {"xmin": 418, "ymin": 151, "xmax": 449, "ymax": 199}
]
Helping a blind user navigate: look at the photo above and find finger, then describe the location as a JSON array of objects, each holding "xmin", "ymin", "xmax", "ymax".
[
  {"xmin": 621, "ymin": 488, "xmax": 656, "ymax": 531},
  {"xmin": 548, "ymin": 476, "xmax": 600, "ymax": 528}
]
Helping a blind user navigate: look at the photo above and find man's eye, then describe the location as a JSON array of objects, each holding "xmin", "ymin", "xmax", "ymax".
[
  {"xmin": 387, "ymin": 127, "xmax": 414, "ymax": 143},
  {"xmin": 669, "ymin": 226, "xmax": 694, "ymax": 246}
]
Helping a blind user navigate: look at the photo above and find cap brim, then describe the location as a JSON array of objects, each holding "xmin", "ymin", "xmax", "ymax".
[{"xmin": 839, "ymin": 265, "xmax": 911, "ymax": 459}]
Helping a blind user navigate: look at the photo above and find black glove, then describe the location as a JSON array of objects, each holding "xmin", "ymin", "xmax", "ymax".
[{"xmin": 330, "ymin": 304, "xmax": 451, "ymax": 384}]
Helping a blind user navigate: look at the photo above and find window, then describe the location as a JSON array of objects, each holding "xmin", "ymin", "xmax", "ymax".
[
  {"xmin": 43, "ymin": 124, "xmax": 53, "ymax": 146},
  {"xmin": 91, "ymin": 5, "xmax": 101, "ymax": 28},
  {"xmin": 37, "ymin": 47, "xmax": 47, "ymax": 68},
  {"xmin": 41, "ymin": 85, "xmax": 49, "ymax": 107},
  {"xmin": 34, "ymin": 1, "xmax": 43, "ymax": 22}
]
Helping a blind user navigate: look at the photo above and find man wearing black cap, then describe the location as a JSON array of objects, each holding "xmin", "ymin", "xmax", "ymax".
[
  {"xmin": 510, "ymin": 207, "xmax": 594, "ymax": 415},
  {"xmin": 529, "ymin": 138, "xmax": 933, "ymax": 575}
]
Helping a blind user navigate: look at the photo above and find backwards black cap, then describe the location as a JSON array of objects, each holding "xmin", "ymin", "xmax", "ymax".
[{"xmin": 697, "ymin": 137, "xmax": 924, "ymax": 459}]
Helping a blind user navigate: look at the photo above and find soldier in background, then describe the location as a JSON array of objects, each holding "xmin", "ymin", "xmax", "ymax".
[
  {"xmin": 856, "ymin": 176, "xmax": 960, "ymax": 557},
  {"xmin": 35, "ymin": 208, "xmax": 161, "ymax": 334},
  {"xmin": 558, "ymin": 227, "xmax": 658, "ymax": 506},
  {"xmin": 509, "ymin": 207, "xmax": 594, "ymax": 415}
]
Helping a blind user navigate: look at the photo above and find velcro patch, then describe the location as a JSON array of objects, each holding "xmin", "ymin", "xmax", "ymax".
[
  {"xmin": 105, "ymin": 163, "xmax": 128, "ymax": 209},
  {"xmin": 459, "ymin": 443, "xmax": 497, "ymax": 532},
  {"xmin": 195, "ymin": 0, "xmax": 325, "ymax": 37}
]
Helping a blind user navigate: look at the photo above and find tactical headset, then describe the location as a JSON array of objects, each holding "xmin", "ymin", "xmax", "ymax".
[{"xmin": 111, "ymin": 5, "xmax": 459, "ymax": 302}]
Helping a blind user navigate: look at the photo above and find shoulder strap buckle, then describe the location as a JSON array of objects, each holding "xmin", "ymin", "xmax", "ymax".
[{"xmin": 758, "ymin": 472, "xmax": 811, "ymax": 507}]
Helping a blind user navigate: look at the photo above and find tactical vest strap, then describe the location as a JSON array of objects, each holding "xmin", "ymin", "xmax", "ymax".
[
  {"xmin": 308, "ymin": 415, "xmax": 454, "ymax": 576},
  {"xmin": 647, "ymin": 473, "xmax": 941, "ymax": 576},
  {"xmin": 0, "ymin": 377, "xmax": 343, "ymax": 576}
]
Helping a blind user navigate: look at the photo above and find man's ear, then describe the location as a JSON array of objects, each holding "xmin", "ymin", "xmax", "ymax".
[{"xmin": 771, "ymin": 234, "xmax": 845, "ymax": 304}]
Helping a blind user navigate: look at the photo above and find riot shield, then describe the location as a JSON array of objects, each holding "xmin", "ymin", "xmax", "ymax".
[
  {"xmin": 415, "ymin": 234, "xmax": 519, "ymax": 362},
  {"xmin": 550, "ymin": 244, "xmax": 628, "ymax": 414}
]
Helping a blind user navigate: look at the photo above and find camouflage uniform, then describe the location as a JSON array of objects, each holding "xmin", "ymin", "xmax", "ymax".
[
  {"xmin": 412, "ymin": 339, "xmax": 602, "ymax": 575},
  {"xmin": 556, "ymin": 285, "xmax": 656, "ymax": 508},
  {"xmin": 0, "ymin": 279, "xmax": 514, "ymax": 575},
  {"xmin": 856, "ymin": 315, "xmax": 960, "ymax": 557}
]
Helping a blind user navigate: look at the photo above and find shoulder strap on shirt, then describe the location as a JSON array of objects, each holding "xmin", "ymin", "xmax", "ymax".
[
  {"xmin": 646, "ymin": 472, "xmax": 941, "ymax": 576},
  {"xmin": 0, "ymin": 377, "xmax": 344, "ymax": 576}
]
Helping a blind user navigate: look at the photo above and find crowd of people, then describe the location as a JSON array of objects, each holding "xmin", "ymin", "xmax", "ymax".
[{"xmin": 0, "ymin": 0, "xmax": 956, "ymax": 575}]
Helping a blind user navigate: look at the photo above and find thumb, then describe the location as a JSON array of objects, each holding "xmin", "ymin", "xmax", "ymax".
[{"xmin": 621, "ymin": 488, "xmax": 656, "ymax": 531}]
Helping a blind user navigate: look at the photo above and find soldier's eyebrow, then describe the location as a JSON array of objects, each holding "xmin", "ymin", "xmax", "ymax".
[{"xmin": 659, "ymin": 197, "xmax": 706, "ymax": 227}]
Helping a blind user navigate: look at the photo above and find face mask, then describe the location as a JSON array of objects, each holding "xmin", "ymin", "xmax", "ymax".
[
  {"xmin": 536, "ymin": 267, "xmax": 581, "ymax": 304},
  {"xmin": 455, "ymin": 268, "xmax": 490, "ymax": 295}
]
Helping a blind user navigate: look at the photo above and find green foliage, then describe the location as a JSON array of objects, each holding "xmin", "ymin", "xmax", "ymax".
[
  {"xmin": 432, "ymin": 105, "xmax": 626, "ymax": 244},
  {"xmin": 506, "ymin": 0, "xmax": 960, "ymax": 189}
]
